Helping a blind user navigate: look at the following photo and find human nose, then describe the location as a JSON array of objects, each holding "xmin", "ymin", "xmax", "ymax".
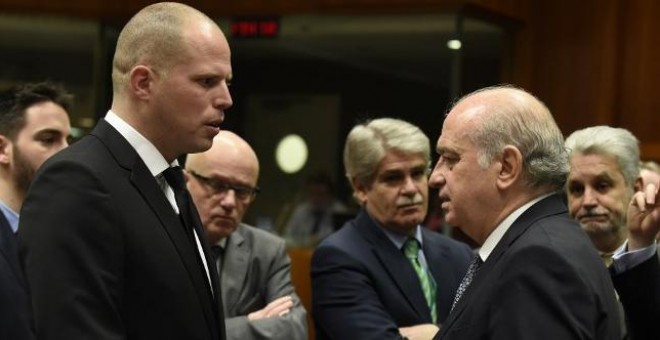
[
  {"xmin": 218, "ymin": 188, "xmax": 237, "ymax": 209},
  {"xmin": 401, "ymin": 175, "xmax": 419, "ymax": 195},
  {"xmin": 213, "ymin": 82, "xmax": 233, "ymax": 111},
  {"xmin": 582, "ymin": 187, "xmax": 598, "ymax": 208},
  {"xmin": 429, "ymin": 163, "xmax": 445, "ymax": 189}
]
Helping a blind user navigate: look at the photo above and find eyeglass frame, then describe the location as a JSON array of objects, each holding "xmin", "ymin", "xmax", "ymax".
[{"xmin": 188, "ymin": 170, "xmax": 260, "ymax": 201}]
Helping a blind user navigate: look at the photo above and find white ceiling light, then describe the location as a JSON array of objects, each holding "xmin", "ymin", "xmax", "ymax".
[
  {"xmin": 447, "ymin": 39, "xmax": 462, "ymax": 50},
  {"xmin": 275, "ymin": 134, "xmax": 308, "ymax": 174}
]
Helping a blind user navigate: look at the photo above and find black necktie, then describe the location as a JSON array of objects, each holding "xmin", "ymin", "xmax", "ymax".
[
  {"xmin": 211, "ymin": 245, "xmax": 224, "ymax": 277},
  {"xmin": 162, "ymin": 166, "xmax": 198, "ymax": 244},
  {"xmin": 451, "ymin": 254, "xmax": 483, "ymax": 312}
]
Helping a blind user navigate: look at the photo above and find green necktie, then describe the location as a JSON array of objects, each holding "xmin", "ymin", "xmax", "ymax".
[{"xmin": 403, "ymin": 238, "xmax": 437, "ymax": 323}]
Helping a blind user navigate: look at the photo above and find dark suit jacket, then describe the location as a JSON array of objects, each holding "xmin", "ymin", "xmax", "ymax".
[
  {"xmin": 222, "ymin": 224, "xmax": 307, "ymax": 340},
  {"xmin": 436, "ymin": 194, "xmax": 621, "ymax": 340},
  {"xmin": 312, "ymin": 209, "xmax": 473, "ymax": 340},
  {"xmin": 0, "ymin": 212, "xmax": 34, "ymax": 340},
  {"xmin": 18, "ymin": 120, "xmax": 225, "ymax": 339},
  {"xmin": 612, "ymin": 251, "xmax": 660, "ymax": 340}
]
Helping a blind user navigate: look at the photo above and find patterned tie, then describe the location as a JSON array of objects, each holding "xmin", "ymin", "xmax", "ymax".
[
  {"xmin": 451, "ymin": 254, "xmax": 483, "ymax": 312},
  {"xmin": 403, "ymin": 238, "xmax": 437, "ymax": 323}
]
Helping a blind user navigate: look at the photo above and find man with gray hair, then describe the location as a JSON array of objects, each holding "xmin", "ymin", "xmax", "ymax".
[
  {"xmin": 565, "ymin": 126, "xmax": 640, "ymax": 266},
  {"xmin": 312, "ymin": 117, "xmax": 472, "ymax": 339},
  {"xmin": 565, "ymin": 126, "xmax": 659, "ymax": 339},
  {"xmin": 429, "ymin": 86, "xmax": 620, "ymax": 339}
]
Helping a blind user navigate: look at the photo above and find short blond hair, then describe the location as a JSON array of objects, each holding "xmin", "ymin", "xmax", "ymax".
[{"xmin": 111, "ymin": 2, "xmax": 210, "ymax": 95}]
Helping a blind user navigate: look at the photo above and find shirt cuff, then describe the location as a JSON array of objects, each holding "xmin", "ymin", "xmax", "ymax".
[{"xmin": 611, "ymin": 241, "xmax": 657, "ymax": 274}]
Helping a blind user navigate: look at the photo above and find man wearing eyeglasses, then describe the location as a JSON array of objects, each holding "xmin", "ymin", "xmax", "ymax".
[{"xmin": 185, "ymin": 131, "xmax": 307, "ymax": 340}]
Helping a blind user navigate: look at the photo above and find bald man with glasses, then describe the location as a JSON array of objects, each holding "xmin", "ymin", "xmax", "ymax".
[{"xmin": 185, "ymin": 131, "xmax": 307, "ymax": 340}]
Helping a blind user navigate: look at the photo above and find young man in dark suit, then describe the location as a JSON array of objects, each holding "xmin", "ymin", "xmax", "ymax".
[
  {"xmin": 0, "ymin": 82, "xmax": 71, "ymax": 340},
  {"xmin": 18, "ymin": 3, "xmax": 232, "ymax": 339},
  {"xmin": 429, "ymin": 86, "xmax": 621, "ymax": 339}
]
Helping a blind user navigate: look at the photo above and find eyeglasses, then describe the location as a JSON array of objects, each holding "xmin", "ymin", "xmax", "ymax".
[{"xmin": 189, "ymin": 171, "xmax": 260, "ymax": 201}]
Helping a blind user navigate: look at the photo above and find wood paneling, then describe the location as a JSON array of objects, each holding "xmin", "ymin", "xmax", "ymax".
[{"xmin": 618, "ymin": 1, "xmax": 660, "ymax": 160}]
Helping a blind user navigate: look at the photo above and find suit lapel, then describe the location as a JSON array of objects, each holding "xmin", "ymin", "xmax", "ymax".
[
  {"xmin": 90, "ymin": 120, "xmax": 219, "ymax": 334},
  {"xmin": 355, "ymin": 210, "xmax": 431, "ymax": 322},
  {"xmin": 440, "ymin": 194, "xmax": 567, "ymax": 334},
  {"xmin": 422, "ymin": 228, "xmax": 454, "ymax": 319},
  {"xmin": 221, "ymin": 226, "xmax": 249, "ymax": 315}
]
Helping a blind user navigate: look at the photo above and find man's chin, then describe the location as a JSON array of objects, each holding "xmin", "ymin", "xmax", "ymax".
[
  {"xmin": 580, "ymin": 221, "xmax": 614, "ymax": 234},
  {"xmin": 209, "ymin": 223, "xmax": 236, "ymax": 240}
]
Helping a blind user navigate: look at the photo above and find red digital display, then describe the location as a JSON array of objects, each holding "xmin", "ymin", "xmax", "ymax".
[{"xmin": 231, "ymin": 18, "xmax": 280, "ymax": 39}]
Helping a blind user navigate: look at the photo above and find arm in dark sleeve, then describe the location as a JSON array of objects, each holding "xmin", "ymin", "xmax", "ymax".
[{"xmin": 612, "ymin": 253, "xmax": 660, "ymax": 340}]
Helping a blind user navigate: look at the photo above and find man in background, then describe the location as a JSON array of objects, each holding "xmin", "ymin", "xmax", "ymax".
[
  {"xmin": 284, "ymin": 172, "xmax": 349, "ymax": 247},
  {"xmin": 18, "ymin": 3, "xmax": 232, "ymax": 339},
  {"xmin": 565, "ymin": 126, "xmax": 659, "ymax": 339},
  {"xmin": 564, "ymin": 126, "xmax": 639, "ymax": 266},
  {"xmin": 0, "ymin": 81, "xmax": 71, "ymax": 340},
  {"xmin": 430, "ymin": 86, "xmax": 620, "ymax": 339},
  {"xmin": 312, "ymin": 117, "xmax": 472, "ymax": 340},
  {"xmin": 185, "ymin": 130, "xmax": 307, "ymax": 340}
]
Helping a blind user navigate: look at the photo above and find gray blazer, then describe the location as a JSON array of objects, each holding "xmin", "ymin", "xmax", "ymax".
[{"xmin": 222, "ymin": 224, "xmax": 307, "ymax": 340}]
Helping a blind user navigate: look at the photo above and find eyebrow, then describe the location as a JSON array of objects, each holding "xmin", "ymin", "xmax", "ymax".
[{"xmin": 35, "ymin": 128, "xmax": 68, "ymax": 136}]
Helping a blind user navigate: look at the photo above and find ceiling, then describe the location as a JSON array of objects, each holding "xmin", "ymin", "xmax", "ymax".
[
  {"xmin": 0, "ymin": 13, "xmax": 504, "ymax": 87},
  {"xmin": 222, "ymin": 14, "xmax": 505, "ymax": 86}
]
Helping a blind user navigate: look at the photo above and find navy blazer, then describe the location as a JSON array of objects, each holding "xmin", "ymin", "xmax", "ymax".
[
  {"xmin": 19, "ymin": 120, "xmax": 225, "ymax": 340},
  {"xmin": 436, "ymin": 194, "xmax": 622, "ymax": 340},
  {"xmin": 0, "ymin": 212, "xmax": 34, "ymax": 340},
  {"xmin": 312, "ymin": 209, "xmax": 472, "ymax": 339}
]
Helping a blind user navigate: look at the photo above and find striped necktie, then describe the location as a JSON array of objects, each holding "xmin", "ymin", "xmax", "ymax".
[{"xmin": 403, "ymin": 238, "xmax": 437, "ymax": 323}]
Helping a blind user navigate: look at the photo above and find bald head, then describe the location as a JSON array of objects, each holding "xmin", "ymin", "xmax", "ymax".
[
  {"xmin": 185, "ymin": 131, "xmax": 259, "ymax": 242},
  {"xmin": 450, "ymin": 85, "xmax": 568, "ymax": 191},
  {"xmin": 186, "ymin": 131, "xmax": 259, "ymax": 179},
  {"xmin": 112, "ymin": 2, "xmax": 226, "ymax": 97}
]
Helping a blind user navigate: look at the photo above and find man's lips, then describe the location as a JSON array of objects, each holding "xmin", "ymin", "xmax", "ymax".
[{"xmin": 578, "ymin": 214, "xmax": 609, "ymax": 223}]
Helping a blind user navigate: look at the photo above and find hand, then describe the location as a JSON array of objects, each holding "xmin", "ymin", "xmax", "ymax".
[
  {"xmin": 627, "ymin": 182, "xmax": 660, "ymax": 251},
  {"xmin": 247, "ymin": 295, "xmax": 293, "ymax": 320},
  {"xmin": 399, "ymin": 323, "xmax": 440, "ymax": 340}
]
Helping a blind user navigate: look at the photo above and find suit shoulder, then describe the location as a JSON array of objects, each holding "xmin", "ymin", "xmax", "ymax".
[
  {"xmin": 239, "ymin": 224, "xmax": 286, "ymax": 247},
  {"xmin": 423, "ymin": 228, "xmax": 472, "ymax": 252},
  {"xmin": 316, "ymin": 221, "xmax": 360, "ymax": 249}
]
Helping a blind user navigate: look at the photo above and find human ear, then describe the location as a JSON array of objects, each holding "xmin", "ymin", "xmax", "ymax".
[
  {"xmin": 350, "ymin": 177, "xmax": 369, "ymax": 205},
  {"xmin": 129, "ymin": 65, "xmax": 154, "ymax": 100},
  {"xmin": 496, "ymin": 145, "xmax": 523, "ymax": 190},
  {"xmin": 0, "ymin": 135, "xmax": 13, "ymax": 165}
]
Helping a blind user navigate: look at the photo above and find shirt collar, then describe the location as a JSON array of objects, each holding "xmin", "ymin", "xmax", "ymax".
[
  {"xmin": 364, "ymin": 212, "xmax": 423, "ymax": 250},
  {"xmin": 104, "ymin": 110, "xmax": 177, "ymax": 176},
  {"xmin": 0, "ymin": 199, "xmax": 19, "ymax": 233},
  {"xmin": 479, "ymin": 193, "xmax": 553, "ymax": 261}
]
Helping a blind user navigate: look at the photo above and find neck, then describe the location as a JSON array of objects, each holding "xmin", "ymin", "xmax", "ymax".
[
  {"xmin": 475, "ymin": 188, "xmax": 551, "ymax": 244},
  {"xmin": 588, "ymin": 229, "xmax": 626, "ymax": 253}
]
